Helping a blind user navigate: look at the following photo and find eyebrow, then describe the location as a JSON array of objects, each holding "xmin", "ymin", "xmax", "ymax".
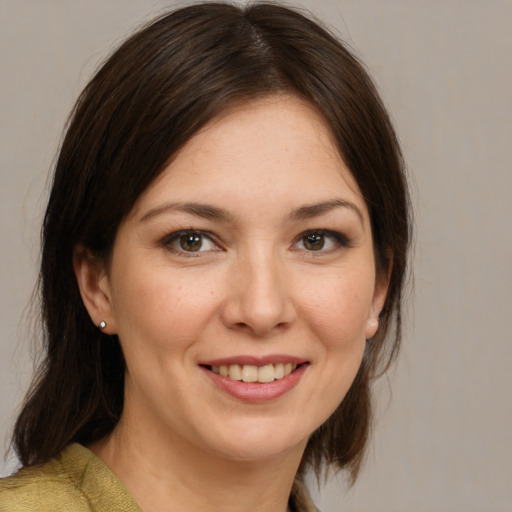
[
  {"xmin": 288, "ymin": 198, "xmax": 364, "ymax": 225},
  {"xmin": 140, "ymin": 197, "xmax": 364, "ymax": 225},
  {"xmin": 140, "ymin": 201, "xmax": 235, "ymax": 223}
]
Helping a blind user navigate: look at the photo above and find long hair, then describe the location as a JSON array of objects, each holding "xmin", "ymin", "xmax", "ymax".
[{"xmin": 13, "ymin": 2, "xmax": 411, "ymax": 482}]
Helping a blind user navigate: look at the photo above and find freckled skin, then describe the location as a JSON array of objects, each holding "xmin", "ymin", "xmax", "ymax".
[{"xmin": 79, "ymin": 95, "xmax": 387, "ymax": 468}]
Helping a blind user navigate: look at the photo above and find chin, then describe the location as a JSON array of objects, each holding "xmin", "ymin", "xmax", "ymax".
[{"xmin": 203, "ymin": 418, "xmax": 311, "ymax": 463}]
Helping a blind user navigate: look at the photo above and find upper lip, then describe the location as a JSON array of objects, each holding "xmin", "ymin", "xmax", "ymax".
[{"xmin": 200, "ymin": 355, "xmax": 308, "ymax": 366}]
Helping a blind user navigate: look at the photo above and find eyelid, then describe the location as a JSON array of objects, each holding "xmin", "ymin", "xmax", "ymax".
[
  {"xmin": 161, "ymin": 229, "xmax": 222, "ymax": 255},
  {"xmin": 291, "ymin": 229, "xmax": 350, "ymax": 252}
]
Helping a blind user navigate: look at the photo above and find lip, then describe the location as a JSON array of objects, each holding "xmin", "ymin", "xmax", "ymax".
[
  {"xmin": 200, "ymin": 361, "xmax": 309, "ymax": 403},
  {"xmin": 201, "ymin": 354, "xmax": 308, "ymax": 366}
]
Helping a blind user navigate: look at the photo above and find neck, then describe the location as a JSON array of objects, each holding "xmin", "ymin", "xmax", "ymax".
[{"xmin": 90, "ymin": 416, "xmax": 306, "ymax": 512}]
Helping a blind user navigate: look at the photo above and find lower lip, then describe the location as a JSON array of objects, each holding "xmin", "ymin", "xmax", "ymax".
[{"xmin": 201, "ymin": 364, "xmax": 308, "ymax": 403}]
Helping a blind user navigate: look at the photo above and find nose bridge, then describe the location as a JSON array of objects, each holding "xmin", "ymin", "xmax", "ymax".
[{"xmin": 225, "ymin": 240, "xmax": 294, "ymax": 336}]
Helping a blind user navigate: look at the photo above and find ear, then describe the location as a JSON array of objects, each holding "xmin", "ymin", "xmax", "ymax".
[
  {"xmin": 73, "ymin": 245, "xmax": 117, "ymax": 334},
  {"xmin": 365, "ymin": 252, "xmax": 393, "ymax": 339}
]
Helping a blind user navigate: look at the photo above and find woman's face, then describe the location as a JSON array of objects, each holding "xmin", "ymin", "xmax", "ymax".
[{"xmin": 89, "ymin": 95, "xmax": 387, "ymax": 462}]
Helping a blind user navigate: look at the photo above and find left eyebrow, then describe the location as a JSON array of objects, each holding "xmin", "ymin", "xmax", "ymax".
[{"xmin": 288, "ymin": 198, "xmax": 364, "ymax": 225}]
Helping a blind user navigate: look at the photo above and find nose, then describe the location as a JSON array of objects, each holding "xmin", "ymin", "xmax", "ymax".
[{"xmin": 220, "ymin": 246, "xmax": 296, "ymax": 337}]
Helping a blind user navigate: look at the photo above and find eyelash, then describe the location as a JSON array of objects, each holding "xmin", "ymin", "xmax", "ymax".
[
  {"xmin": 292, "ymin": 229, "xmax": 350, "ymax": 254},
  {"xmin": 161, "ymin": 229, "xmax": 221, "ymax": 257},
  {"xmin": 161, "ymin": 228, "xmax": 350, "ymax": 257}
]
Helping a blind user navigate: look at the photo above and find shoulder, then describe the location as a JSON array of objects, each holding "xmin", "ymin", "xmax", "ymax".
[
  {"xmin": 0, "ymin": 455, "xmax": 91, "ymax": 511},
  {"xmin": 0, "ymin": 444, "xmax": 141, "ymax": 512}
]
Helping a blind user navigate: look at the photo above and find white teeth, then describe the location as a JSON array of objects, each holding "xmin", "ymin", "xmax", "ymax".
[
  {"xmin": 242, "ymin": 365, "xmax": 258, "ymax": 383},
  {"xmin": 228, "ymin": 364, "xmax": 242, "ymax": 380},
  {"xmin": 257, "ymin": 364, "xmax": 275, "ymax": 383},
  {"xmin": 212, "ymin": 362, "xmax": 298, "ymax": 383},
  {"xmin": 274, "ymin": 363, "xmax": 284, "ymax": 379}
]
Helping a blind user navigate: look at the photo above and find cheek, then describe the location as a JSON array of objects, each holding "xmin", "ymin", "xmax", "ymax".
[
  {"xmin": 294, "ymin": 275, "xmax": 371, "ymax": 430},
  {"xmin": 297, "ymin": 268, "xmax": 373, "ymax": 392},
  {"xmin": 297, "ymin": 269, "xmax": 376, "ymax": 346},
  {"xmin": 110, "ymin": 266, "xmax": 221, "ymax": 359}
]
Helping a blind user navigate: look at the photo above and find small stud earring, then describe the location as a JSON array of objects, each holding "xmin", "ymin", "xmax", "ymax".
[{"xmin": 98, "ymin": 320, "xmax": 107, "ymax": 330}]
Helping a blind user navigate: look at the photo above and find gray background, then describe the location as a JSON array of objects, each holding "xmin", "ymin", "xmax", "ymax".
[{"xmin": 1, "ymin": 1, "xmax": 511, "ymax": 510}]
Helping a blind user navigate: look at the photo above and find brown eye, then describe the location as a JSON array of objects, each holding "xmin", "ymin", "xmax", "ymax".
[
  {"xmin": 293, "ymin": 230, "xmax": 348, "ymax": 253},
  {"xmin": 163, "ymin": 230, "xmax": 219, "ymax": 255},
  {"xmin": 179, "ymin": 232, "xmax": 203, "ymax": 252},
  {"xmin": 303, "ymin": 232, "xmax": 325, "ymax": 251}
]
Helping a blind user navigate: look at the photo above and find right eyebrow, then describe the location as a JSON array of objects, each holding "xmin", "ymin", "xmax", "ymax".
[{"xmin": 139, "ymin": 201, "xmax": 236, "ymax": 224}]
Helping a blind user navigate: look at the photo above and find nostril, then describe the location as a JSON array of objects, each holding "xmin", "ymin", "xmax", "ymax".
[{"xmin": 220, "ymin": 283, "xmax": 296, "ymax": 336}]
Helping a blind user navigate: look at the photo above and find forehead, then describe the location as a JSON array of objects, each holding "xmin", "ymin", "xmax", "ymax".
[{"xmin": 130, "ymin": 95, "xmax": 367, "ymax": 221}]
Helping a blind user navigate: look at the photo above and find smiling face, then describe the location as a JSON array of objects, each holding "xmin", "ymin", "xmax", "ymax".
[{"xmin": 76, "ymin": 95, "xmax": 388, "ymax": 464}]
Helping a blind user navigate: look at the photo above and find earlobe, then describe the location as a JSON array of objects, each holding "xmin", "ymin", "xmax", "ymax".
[
  {"xmin": 365, "ymin": 283, "xmax": 387, "ymax": 339},
  {"xmin": 365, "ymin": 313, "xmax": 380, "ymax": 339},
  {"xmin": 365, "ymin": 253, "xmax": 392, "ymax": 339},
  {"xmin": 73, "ymin": 245, "xmax": 116, "ymax": 334}
]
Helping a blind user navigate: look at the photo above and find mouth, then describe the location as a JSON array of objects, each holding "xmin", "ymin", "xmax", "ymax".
[
  {"xmin": 203, "ymin": 362, "xmax": 301, "ymax": 383},
  {"xmin": 200, "ymin": 358, "xmax": 309, "ymax": 402}
]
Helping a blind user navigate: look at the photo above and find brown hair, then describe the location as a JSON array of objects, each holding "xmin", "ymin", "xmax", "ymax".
[{"xmin": 12, "ymin": 2, "xmax": 411, "ymax": 482}]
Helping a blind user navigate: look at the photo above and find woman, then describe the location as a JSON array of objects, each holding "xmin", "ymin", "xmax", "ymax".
[{"xmin": 0, "ymin": 2, "xmax": 410, "ymax": 511}]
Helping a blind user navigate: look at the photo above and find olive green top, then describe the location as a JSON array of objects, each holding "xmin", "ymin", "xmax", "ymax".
[{"xmin": 0, "ymin": 443, "xmax": 319, "ymax": 512}]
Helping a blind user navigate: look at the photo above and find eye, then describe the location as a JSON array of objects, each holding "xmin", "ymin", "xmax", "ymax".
[
  {"xmin": 293, "ymin": 230, "xmax": 348, "ymax": 252},
  {"xmin": 163, "ymin": 230, "xmax": 219, "ymax": 254}
]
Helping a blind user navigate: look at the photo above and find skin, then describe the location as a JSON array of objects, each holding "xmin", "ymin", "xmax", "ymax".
[{"xmin": 75, "ymin": 95, "xmax": 388, "ymax": 512}]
